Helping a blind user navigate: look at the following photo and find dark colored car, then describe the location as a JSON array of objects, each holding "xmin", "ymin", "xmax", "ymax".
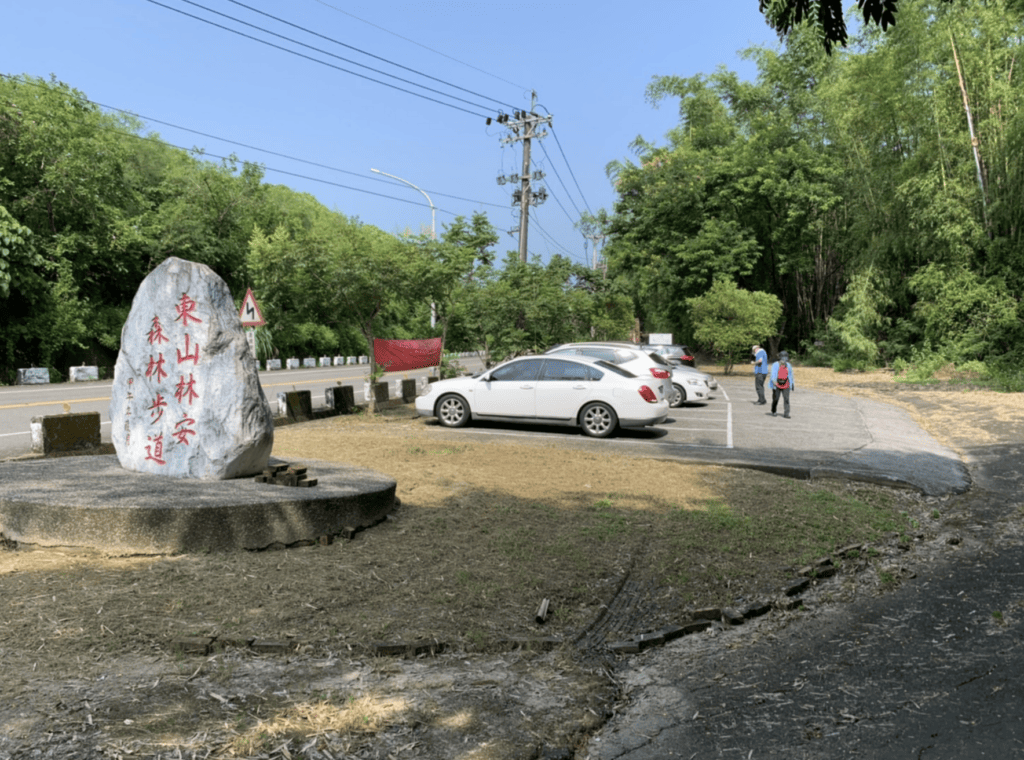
[{"xmin": 643, "ymin": 344, "xmax": 696, "ymax": 368}]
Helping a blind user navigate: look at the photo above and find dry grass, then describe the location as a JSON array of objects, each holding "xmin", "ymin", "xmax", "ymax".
[
  {"xmin": 3, "ymin": 366, "xmax": 1020, "ymax": 757},
  {"xmin": 0, "ymin": 405, "xmax": 924, "ymax": 670}
]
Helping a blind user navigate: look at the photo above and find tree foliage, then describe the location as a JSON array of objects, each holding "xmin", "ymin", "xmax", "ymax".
[
  {"xmin": 687, "ymin": 280, "xmax": 783, "ymax": 372},
  {"xmin": 606, "ymin": 0, "xmax": 1024, "ymax": 372}
]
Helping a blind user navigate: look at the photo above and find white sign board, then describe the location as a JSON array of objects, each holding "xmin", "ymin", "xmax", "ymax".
[{"xmin": 648, "ymin": 333, "xmax": 673, "ymax": 345}]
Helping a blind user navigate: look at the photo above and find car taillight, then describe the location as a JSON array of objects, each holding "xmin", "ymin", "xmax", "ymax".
[
  {"xmin": 682, "ymin": 355, "xmax": 694, "ymax": 362},
  {"xmin": 650, "ymin": 368, "xmax": 670, "ymax": 379},
  {"xmin": 638, "ymin": 385, "xmax": 658, "ymax": 403}
]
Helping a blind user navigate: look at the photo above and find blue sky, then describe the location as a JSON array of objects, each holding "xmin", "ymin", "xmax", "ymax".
[{"xmin": 2, "ymin": 1, "xmax": 778, "ymax": 267}]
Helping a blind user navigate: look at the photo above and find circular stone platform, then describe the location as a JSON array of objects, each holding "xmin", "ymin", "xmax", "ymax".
[{"xmin": 0, "ymin": 455, "xmax": 396, "ymax": 553}]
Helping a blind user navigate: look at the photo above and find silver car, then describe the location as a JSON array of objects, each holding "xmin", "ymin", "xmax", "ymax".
[{"xmin": 546, "ymin": 342, "xmax": 703, "ymax": 408}]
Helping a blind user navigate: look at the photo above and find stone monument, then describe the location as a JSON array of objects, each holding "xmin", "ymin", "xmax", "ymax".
[{"xmin": 109, "ymin": 257, "xmax": 274, "ymax": 479}]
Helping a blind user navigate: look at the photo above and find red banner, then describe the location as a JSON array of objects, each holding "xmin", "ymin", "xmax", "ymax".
[{"xmin": 373, "ymin": 338, "xmax": 443, "ymax": 372}]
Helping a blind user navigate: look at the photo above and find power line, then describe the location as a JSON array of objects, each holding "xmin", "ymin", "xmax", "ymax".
[
  {"xmin": 224, "ymin": 0, "xmax": 519, "ymax": 111},
  {"xmin": 0, "ymin": 73, "xmax": 506, "ymax": 213},
  {"xmin": 310, "ymin": 0, "xmax": 529, "ymax": 91},
  {"xmin": 535, "ymin": 148, "xmax": 583, "ymax": 223},
  {"xmin": 531, "ymin": 214, "xmax": 585, "ymax": 263},
  {"xmin": 145, "ymin": 0, "xmax": 492, "ymax": 119},
  {"xmin": 537, "ymin": 105, "xmax": 593, "ymax": 215}
]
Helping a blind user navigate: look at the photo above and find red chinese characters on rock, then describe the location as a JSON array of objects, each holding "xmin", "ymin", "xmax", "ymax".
[
  {"xmin": 145, "ymin": 353, "xmax": 168, "ymax": 383},
  {"xmin": 174, "ymin": 373, "xmax": 200, "ymax": 406},
  {"xmin": 136, "ymin": 292, "xmax": 203, "ymax": 466},
  {"xmin": 148, "ymin": 393, "xmax": 167, "ymax": 423},
  {"xmin": 173, "ymin": 414, "xmax": 197, "ymax": 445},
  {"xmin": 148, "ymin": 315, "xmax": 170, "ymax": 346},
  {"xmin": 175, "ymin": 292, "xmax": 202, "ymax": 327},
  {"xmin": 176, "ymin": 333, "xmax": 200, "ymax": 365},
  {"xmin": 145, "ymin": 433, "xmax": 166, "ymax": 465}
]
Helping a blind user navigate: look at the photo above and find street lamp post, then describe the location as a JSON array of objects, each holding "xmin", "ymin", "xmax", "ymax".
[
  {"xmin": 370, "ymin": 168, "xmax": 436, "ymax": 240},
  {"xmin": 371, "ymin": 168, "xmax": 438, "ymax": 328}
]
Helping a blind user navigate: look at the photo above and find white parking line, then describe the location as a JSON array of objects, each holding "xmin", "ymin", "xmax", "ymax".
[
  {"xmin": 620, "ymin": 438, "xmax": 727, "ymax": 449},
  {"xmin": 668, "ymin": 427, "xmax": 729, "ymax": 433},
  {"xmin": 727, "ymin": 402, "xmax": 733, "ymax": 448}
]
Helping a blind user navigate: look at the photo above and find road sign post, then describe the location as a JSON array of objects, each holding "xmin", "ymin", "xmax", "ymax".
[{"xmin": 239, "ymin": 289, "xmax": 265, "ymax": 365}]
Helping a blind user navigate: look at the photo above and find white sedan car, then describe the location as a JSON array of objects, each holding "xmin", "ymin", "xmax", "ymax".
[
  {"xmin": 547, "ymin": 343, "xmax": 710, "ymax": 407},
  {"xmin": 416, "ymin": 354, "xmax": 669, "ymax": 438}
]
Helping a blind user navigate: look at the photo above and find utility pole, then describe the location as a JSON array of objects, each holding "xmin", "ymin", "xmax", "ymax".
[
  {"xmin": 584, "ymin": 232, "xmax": 605, "ymax": 273},
  {"xmin": 495, "ymin": 92, "xmax": 551, "ymax": 262}
]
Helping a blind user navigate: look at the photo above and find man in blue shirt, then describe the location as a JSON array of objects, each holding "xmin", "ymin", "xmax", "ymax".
[
  {"xmin": 752, "ymin": 344, "xmax": 768, "ymax": 405},
  {"xmin": 770, "ymin": 350, "xmax": 794, "ymax": 418}
]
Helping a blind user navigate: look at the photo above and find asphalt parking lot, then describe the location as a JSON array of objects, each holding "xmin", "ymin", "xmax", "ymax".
[{"xmin": 418, "ymin": 374, "xmax": 970, "ymax": 498}]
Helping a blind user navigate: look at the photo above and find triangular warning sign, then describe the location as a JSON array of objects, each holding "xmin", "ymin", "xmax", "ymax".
[{"xmin": 239, "ymin": 288, "xmax": 266, "ymax": 327}]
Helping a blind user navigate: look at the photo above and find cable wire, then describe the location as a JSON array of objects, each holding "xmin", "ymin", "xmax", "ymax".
[
  {"xmin": 225, "ymin": 0, "xmax": 518, "ymax": 111},
  {"xmin": 530, "ymin": 212, "xmax": 583, "ymax": 263},
  {"xmin": 145, "ymin": 0, "xmax": 492, "ymax": 118},
  {"xmin": 535, "ymin": 148, "xmax": 583, "ymax": 223},
  {"xmin": 537, "ymin": 105, "xmax": 593, "ymax": 215},
  {"xmin": 311, "ymin": 0, "xmax": 528, "ymax": 91},
  {"xmin": 0, "ymin": 73, "xmax": 506, "ymax": 212}
]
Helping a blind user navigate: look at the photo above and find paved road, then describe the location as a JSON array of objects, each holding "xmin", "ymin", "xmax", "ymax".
[
  {"xmin": 0, "ymin": 361, "xmax": 483, "ymax": 459},
  {"xmin": 585, "ymin": 387, "xmax": 1024, "ymax": 759}
]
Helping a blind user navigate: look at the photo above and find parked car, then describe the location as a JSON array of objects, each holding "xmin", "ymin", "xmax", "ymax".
[
  {"xmin": 673, "ymin": 364, "xmax": 719, "ymax": 393},
  {"xmin": 547, "ymin": 342, "xmax": 707, "ymax": 407},
  {"xmin": 643, "ymin": 343, "xmax": 696, "ymax": 368},
  {"xmin": 415, "ymin": 354, "xmax": 668, "ymax": 438},
  {"xmin": 545, "ymin": 343, "xmax": 673, "ymax": 401}
]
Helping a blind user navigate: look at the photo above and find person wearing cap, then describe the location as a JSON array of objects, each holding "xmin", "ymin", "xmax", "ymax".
[
  {"xmin": 752, "ymin": 344, "xmax": 768, "ymax": 405},
  {"xmin": 769, "ymin": 350, "xmax": 795, "ymax": 418}
]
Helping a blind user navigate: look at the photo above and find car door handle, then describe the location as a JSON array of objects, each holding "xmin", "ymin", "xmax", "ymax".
[
  {"xmin": 572, "ymin": 385, "xmax": 587, "ymax": 389},
  {"xmin": 520, "ymin": 384, "xmax": 535, "ymax": 389}
]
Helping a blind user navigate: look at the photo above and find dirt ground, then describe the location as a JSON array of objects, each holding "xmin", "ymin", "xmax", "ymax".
[{"xmin": 0, "ymin": 366, "xmax": 1019, "ymax": 760}]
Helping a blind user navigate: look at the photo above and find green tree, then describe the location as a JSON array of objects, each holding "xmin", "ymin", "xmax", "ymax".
[
  {"xmin": 413, "ymin": 212, "xmax": 498, "ymax": 351},
  {"xmin": 249, "ymin": 199, "xmax": 419, "ymax": 411},
  {"xmin": 687, "ymin": 280, "xmax": 783, "ymax": 373}
]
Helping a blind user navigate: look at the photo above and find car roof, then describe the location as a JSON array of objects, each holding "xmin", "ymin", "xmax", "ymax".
[
  {"xmin": 643, "ymin": 343, "xmax": 690, "ymax": 351},
  {"xmin": 547, "ymin": 341, "xmax": 643, "ymax": 351},
  {"xmin": 502, "ymin": 352, "xmax": 606, "ymax": 366}
]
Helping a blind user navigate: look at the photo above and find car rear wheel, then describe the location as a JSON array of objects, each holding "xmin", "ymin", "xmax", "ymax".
[
  {"xmin": 436, "ymin": 394, "xmax": 470, "ymax": 428},
  {"xmin": 669, "ymin": 383, "xmax": 686, "ymax": 408},
  {"xmin": 580, "ymin": 402, "xmax": 617, "ymax": 438}
]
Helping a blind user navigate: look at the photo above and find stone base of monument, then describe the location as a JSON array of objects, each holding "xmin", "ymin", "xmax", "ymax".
[{"xmin": 0, "ymin": 455, "xmax": 396, "ymax": 554}]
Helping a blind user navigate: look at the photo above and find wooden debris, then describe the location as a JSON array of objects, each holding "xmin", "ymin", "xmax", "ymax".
[{"xmin": 254, "ymin": 463, "xmax": 318, "ymax": 488}]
